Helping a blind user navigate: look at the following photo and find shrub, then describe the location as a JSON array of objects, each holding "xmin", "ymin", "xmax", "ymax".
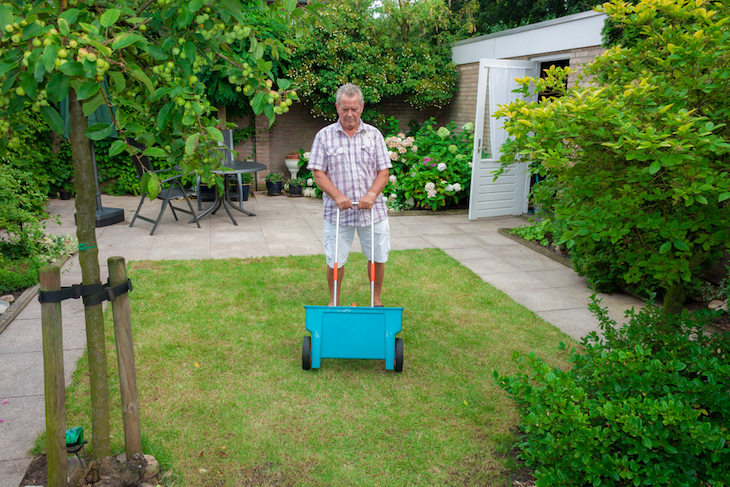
[
  {"xmin": 286, "ymin": 0, "xmax": 458, "ymax": 123},
  {"xmin": 0, "ymin": 104, "xmax": 73, "ymax": 197},
  {"xmin": 495, "ymin": 299, "xmax": 730, "ymax": 486},
  {"xmin": 383, "ymin": 119, "xmax": 473, "ymax": 211},
  {"xmin": 495, "ymin": 0, "xmax": 730, "ymax": 313}
]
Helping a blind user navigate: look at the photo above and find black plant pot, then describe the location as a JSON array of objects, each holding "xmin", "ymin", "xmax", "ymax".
[
  {"xmin": 229, "ymin": 184, "xmax": 250, "ymax": 202},
  {"xmin": 289, "ymin": 185, "xmax": 303, "ymax": 196},
  {"xmin": 59, "ymin": 190, "xmax": 72, "ymax": 200},
  {"xmin": 266, "ymin": 181, "xmax": 283, "ymax": 195}
]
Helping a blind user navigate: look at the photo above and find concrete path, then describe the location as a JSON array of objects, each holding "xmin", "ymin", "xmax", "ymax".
[{"xmin": 0, "ymin": 193, "xmax": 644, "ymax": 487}]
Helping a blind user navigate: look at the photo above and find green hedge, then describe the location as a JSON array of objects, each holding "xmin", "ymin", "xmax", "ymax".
[{"xmin": 496, "ymin": 300, "xmax": 730, "ymax": 486}]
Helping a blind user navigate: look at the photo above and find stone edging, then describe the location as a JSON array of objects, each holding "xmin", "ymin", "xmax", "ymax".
[
  {"xmin": 0, "ymin": 254, "xmax": 73, "ymax": 336},
  {"xmin": 497, "ymin": 228, "xmax": 573, "ymax": 269}
]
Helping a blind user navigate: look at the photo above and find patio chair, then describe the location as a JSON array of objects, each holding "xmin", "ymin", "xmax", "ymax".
[
  {"xmin": 128, "ymin": 140, "xmax": 201, "ymax": 235},
  {"xmin": 195, "ymin": 130, "xmax": 249, "ymax": 210}
]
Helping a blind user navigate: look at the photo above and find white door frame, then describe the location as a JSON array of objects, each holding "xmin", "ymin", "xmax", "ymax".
[{"xmin": 468, "ymin": 59, "xmax": 538, "ymax": 220}]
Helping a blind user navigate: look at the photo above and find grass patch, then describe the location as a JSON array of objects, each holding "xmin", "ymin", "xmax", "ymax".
[{"xmin": 57, "ymin": 249, "xmax": 573, "ymax": 486}]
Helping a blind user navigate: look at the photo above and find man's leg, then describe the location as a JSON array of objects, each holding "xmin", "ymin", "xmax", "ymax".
[
  {"xmin": 327, "ymin": 265, "xmax": 345, "ymax": 306},
  {"xmin": 367, "ymin": 262, "xmax": 385, "ymax": 306}
]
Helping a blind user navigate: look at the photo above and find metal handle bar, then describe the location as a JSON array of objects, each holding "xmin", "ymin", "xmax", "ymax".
[{"xmin": 333, "ymin": 203, "xmax": 376, "ymax": 307}]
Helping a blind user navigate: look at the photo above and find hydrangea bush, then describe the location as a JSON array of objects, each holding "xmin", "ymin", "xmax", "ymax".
[
  {"xmin": 293, "ymin": 119, "xmax": 474, "ymax": 210},
  {"xmin": 384, "ymin": 119, "xmax": 473, "ymax": 211}
]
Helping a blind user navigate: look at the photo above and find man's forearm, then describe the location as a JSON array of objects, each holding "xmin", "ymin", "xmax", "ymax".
[{"xmin": 366, "ymin": 169, "xmax": 390, "ymax": 198}]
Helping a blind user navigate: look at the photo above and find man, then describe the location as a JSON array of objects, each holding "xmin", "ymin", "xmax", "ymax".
[{"xmin": 307, "ymin": 83, "xmax": 391, "ymax": 306}]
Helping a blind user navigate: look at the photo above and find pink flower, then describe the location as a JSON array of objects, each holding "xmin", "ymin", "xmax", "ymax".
[
  {"xmin": 423, "ymin": 157, "xmax": 432, "ymax": 164},
  {"xmin": 2, "ymin": 400, "xmax": 7, "ymax": 404}
]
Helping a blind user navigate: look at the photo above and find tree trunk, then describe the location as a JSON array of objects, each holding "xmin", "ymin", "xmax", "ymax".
[
  {"xmin": 69, "ymin": 88, "xmax": 112, "ymax": 459},
  {"xmin": 662, "ymin": 280, "xmax": 686, "ymax": 316},
  {"xmin": 217, "ymin": 104, "xmax": 227, "ymax": 130}
]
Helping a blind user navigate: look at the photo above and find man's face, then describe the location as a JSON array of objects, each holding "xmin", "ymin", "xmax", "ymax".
[{"xmin": 336, "ymin": 93, "xmax": 363, "ymax": 132}]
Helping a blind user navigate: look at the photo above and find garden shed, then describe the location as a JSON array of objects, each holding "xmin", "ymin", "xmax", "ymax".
[{"xmin": 442, "ymin": 10, "xmax": 608, "ymax": 219}]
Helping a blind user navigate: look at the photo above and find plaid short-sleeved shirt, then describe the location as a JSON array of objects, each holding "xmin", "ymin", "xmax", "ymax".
[{"xmin": 307, "ymin": 120, "xmax": 392, "ymax": 227}]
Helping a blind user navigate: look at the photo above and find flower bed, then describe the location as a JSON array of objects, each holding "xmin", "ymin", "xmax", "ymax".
[{"xmin": 383, "ymin": 119, "xmax": 473, "ymax": 211}]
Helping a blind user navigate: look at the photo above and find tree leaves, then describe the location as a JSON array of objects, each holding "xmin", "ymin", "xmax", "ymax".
[
  {"xmin": 40, "ymin": 106, "xmax": 64, "ymax": 136},
  {"xmin": 84, "ymin": 123, "xmax": 113, "ymax": 141},
  {"xmin": 100, "ymin": 9, "xmax": 121, "ymax": 28}
]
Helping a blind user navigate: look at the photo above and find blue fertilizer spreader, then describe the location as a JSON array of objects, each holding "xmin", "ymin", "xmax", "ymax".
[{"xmin": 302, "ymin": 205, "xmax": 404, "ymax": 372}]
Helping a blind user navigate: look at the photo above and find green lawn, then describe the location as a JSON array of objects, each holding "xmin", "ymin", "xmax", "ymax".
[{"xmin": 59, "ymin": 249, "xmax": 574, "ymax": 486}]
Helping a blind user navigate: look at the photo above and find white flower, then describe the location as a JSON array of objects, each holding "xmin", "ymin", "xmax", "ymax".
[
  {"xmin": 445, "ymin": 183, "xmax": 462, "ymax": 192},
  {"xmin": 389, "ymin": 151, "xmax": 399, "ymax": 161},
  {"xmin": 307, "ymin": 178, "xmax": 314, "ymax": 186},
  {"xmin": 389, "ymin": 193, "xmax": 397, "ymax": 201},
  {"xmin": 389, "ymin": 175, "xmax": 397, "ymax": 184},
  {"xmin": 405, "ymin": 197, "xmax": 415, "ymax": 207},
  {"xmin": 425, "ymin": 182, "xmax": 435, "ymax": 192},
  {"xmin": 398, "ymin": 146, "xmax": 407, "ymax": 154},
  {"xmin": 453, "ymin": 183, "xmax": 461, "ymax": 192},
  {"xmin": 303, "ymin": 152, "xmax": 311, "ymax": 160},
  {"xmin": 437, "ymin": 163, "xmax": 447, "ymax": 172},
  {"xmin": 411, "ymin": 145, "xmax": 417, "ymax": 153}
]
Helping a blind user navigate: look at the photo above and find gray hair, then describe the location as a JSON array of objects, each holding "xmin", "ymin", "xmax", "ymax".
[{"xmin": 336, "ymin": 83, "xmax": 363, "ymax": 106}]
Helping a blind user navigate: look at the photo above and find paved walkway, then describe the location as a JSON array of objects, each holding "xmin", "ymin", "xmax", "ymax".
[{"xmin": 0, "ymin": 193, "xmax": 643, "ymax": 487}]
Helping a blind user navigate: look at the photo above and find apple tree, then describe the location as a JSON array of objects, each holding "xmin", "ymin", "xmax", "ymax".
[{"xmin": 0, "ymin": 0, "xmax": 317, "ymax": 457}]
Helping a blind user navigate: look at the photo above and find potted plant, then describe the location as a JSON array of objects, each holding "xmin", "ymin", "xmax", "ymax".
[
  {"xmin": 238, "ymin": 172, "xmax": 253, "ymax": 201},
  {"xmin": 288, "ymin": 177, "xmax": 304, "ymax": 196},
  {"xmin": 265, "ymin": 172, "xmax": 284, "ymax": 195},
  {"xmin": 59, "ymin": 183, "xmax": 74, "ymax": 200}
]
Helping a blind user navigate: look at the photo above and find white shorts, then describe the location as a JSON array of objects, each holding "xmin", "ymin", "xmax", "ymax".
[{"xmin": 323, "ymin": 218, "xmax": 391, "ymax": 268}]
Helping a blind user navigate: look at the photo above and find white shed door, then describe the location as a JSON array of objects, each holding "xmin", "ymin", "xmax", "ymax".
[{"xmin": 468, "ymin": 59, "xmax": 538, "ymax": 220}]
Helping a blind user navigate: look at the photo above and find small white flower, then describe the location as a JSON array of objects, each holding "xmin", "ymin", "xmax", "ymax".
[
  {"xmin": 389, "ymin": 151, "xmax": 399, "ymax": 161},
  {"xmin": 389, "ymin": 193, "xmax": 397, "ymax": 201},
  {"xmin": 303, "ymin": 152, "xmax": 311, "ymax": 160},
  {"xmin": 425, "ymin": 182, "xmax": 435, "ymax": 192},
  {"xmin": 307, "ymin": 178, "xmax": 314, "ymax": 186},
  {"xmin": 389, "ymin": 175, "xmax": 397, "ymax": 184},
  {"xmin": 453, "ymin": 183, "xmax": 461, "ymax": 192},
  {"xmin": 437, "ymin": 163, "xmax": 447, "ymax": 172},
  {"xmin": 405, "ymin": 197, "xmax": 415, "ymax": 207}
]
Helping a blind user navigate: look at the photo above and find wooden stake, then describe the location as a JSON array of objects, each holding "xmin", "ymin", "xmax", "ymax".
[
  {"xmin": 108, "ymin": 256, "xmax": 143, "ymax": 458},
  {"xmin": 40, "ymin": 265, "xmax": 67, "ymax": 487}
]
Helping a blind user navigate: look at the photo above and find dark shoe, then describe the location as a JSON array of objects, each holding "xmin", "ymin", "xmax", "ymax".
[{"xmin": 375, "ymin": 304, "xmax": 384, "ymax": 307}]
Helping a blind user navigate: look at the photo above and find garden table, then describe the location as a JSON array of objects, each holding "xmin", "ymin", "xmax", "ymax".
[{"xmin": 183, "ymin": 160, "xmax": 266, "ymax": 226}]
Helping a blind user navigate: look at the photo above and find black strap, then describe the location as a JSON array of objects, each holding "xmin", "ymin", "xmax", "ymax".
[
  {"xmin": 38, "ymin": 283, "xmax": 104, "ymax": 304},
  {"xmin": 38, "ymin": 279, "xmax": 133, "ymax": 306}
]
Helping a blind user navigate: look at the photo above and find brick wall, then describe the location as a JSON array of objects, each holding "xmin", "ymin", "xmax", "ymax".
[
  {"xmin": 441, "ymin": 62, "xmax": 480, "ymax": 130},
  {"xmin": 568, "ymin": 46, "xmax": 605, "ymax": 87}
]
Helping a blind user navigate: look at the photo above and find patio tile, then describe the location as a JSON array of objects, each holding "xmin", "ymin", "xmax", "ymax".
[
  {"xmin": 389, "ymin": 236, "xmax": 434, "ymax": 250},
  {"xmin": 472, "ymin": 233, "xmax": 523, "ymax": 246},
  {"xmin": 507, "ymin": 286, "xmax": 592, "ymax": 312},
  {"xmin": 535, "ymin": 308, "xmax": 602, "ymax": 341},
  {"xmin": 529, "ymin": 269, "xmax": 590, "ymax": 289},
  {"xmin": 0, "ymin": 459, "xmax": 33, "ymax": 487},
  {"xmin": 479, "ymin": 271, "xmax": 552, "ymax": 294},
  {"xmin": 0, "ymin": 396, "xmax": 45, "ymax": 461},
  {"xmin": 502, "ymin": 254, "xmax": 568, "ymax": 272},
  {"xmin": 442, "ymin": 247, "xmax": 499, "ymax": 261},
  {"xmin": 0, "ymin": 351, "xmax": 81, "ymax": 398},
  {"xmin": 422, "ymin": 234, "xmax": 483, "ymax": 249},
  {"xmin": 460, "ymin": 258, "xmax": 522, "ymax": 275}
]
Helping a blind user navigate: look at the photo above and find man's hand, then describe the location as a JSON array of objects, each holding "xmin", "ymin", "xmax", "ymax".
[
  {"xmin": 334, "ymin": 194, "xmax": 353, "ymax": 210},
  {"xmin": 358, "ymin": 192, "xmax": 377, "ymax": 210}
]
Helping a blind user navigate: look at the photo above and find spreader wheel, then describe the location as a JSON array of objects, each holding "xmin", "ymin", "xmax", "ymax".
[
  {"xmin": 302, "ymin": 336, "xmax": 312, "ymax": 370},
  {"xmin": 394, "ymin": 337, "xmax": 404, "ymax": 373}
]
